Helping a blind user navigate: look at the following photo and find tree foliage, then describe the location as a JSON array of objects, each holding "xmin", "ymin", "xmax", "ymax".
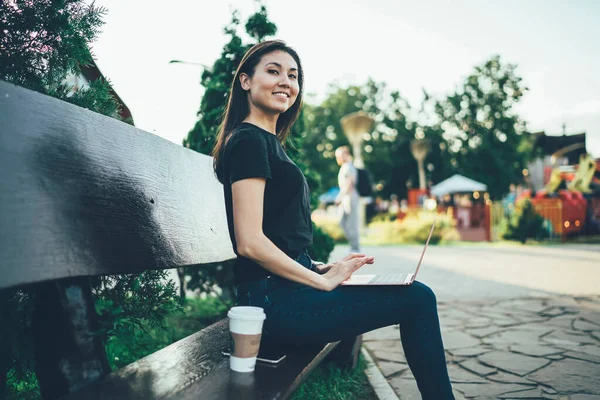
[
  {"xmin": 0, "ymin": 0, "xmax": 120, "ymax": 118},
  {"xmin": 434, "ymin": 55, "xmax": 531, "ymax": 198},
  {"xmin": 303, "ymin": 56, "xmax": 532, "ymax": 202},
  {"xmin": 302, "ymin": 80, "xmax": 422, "ymax": 199},
  {"xmin": 183, "ymin": 5, "xmax": 276, "ymax": 155}
]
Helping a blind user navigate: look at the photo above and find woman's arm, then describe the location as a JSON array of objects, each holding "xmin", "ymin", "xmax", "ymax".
[
  {"xmin": 233, "ymin": 177, "xmax": 374, "ymax": 291},
  {"xmin": 232, "ymin": 177, "xmax": 329, "ymax": 290}
]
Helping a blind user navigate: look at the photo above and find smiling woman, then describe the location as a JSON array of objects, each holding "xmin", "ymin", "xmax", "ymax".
[
  {"xmin": 211, "ymin": 40, "xmax": 455, "ymax": 400},
  {"xmin": 240, "ymin": 51, "xmax": 299, "ymax": 116}
]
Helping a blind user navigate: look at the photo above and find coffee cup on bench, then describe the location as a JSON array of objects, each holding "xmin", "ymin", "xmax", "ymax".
[{"xmin": 227, "ymin": 306, "xmax": 266, "ymax": 372}]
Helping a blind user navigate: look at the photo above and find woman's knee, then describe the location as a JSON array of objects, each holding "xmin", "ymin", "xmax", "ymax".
[{"xmin": 411, "ymin": 281, "xmax": 437, "ymax": 308}]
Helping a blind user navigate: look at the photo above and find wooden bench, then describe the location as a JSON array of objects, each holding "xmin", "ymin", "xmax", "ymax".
[{"xmin": 0, "ymin": 80, "xmax": 361, "ymax": 400}]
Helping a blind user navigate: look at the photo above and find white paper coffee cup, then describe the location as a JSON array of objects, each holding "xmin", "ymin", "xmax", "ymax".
[{"xmin": 228, "ymin": 306, "xmax": 266, "ymax": 372}]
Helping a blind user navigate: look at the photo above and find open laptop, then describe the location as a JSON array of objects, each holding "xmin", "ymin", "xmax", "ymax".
[{"xmin": 341, "ymin": 217, "xmax": 437, "ymax": 286}]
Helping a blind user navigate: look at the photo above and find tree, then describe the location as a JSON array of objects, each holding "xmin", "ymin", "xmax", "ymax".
[
  {"xmin": 302, "ymin": 79, "xmax": 422, "ymax": 200},
  {"xmin": 0, "ymin": 2, "xmax": 179, "ymax": 397},
  {"xmin": 433, "ymin": 55, "xmax": 530, "ymax": 198},
  {"xmin": 183, "ymin": 5, "xmax": 277, "ymax": 155},
  {"xmin": 0, "ymin": 0, "xmax": 120, "ymax": 118}
]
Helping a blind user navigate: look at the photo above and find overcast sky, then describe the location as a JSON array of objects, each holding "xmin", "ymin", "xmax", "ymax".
[{"xmin": 91, "ymin": 0, "xmax": 600, "ymax": 157}]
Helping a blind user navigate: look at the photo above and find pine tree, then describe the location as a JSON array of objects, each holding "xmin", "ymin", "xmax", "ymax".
[
  {"xmin": 183, "ymin": 5, "xmax": 276, "ymax": 154},
  {"xmin": 0, "ymin": 0, "xmax": 120, "ymax": 118}
]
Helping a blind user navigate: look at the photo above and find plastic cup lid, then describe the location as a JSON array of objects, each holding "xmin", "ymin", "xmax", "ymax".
[{"xmin": 228, "ymin": 306, "xmax": 266, "ymax": 321}]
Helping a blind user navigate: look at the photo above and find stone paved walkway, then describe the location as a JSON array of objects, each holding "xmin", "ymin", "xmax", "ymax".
[{"xmin": 363, "ymin": 296, "xmax": 600, "ymax": 400}]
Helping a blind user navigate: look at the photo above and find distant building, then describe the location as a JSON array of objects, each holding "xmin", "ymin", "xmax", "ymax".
[
  {"xmin": 65, "ymin": 59, "xmax": 134, "ymax": 125},
  {"xmin": 527, "ymin": 130, "xmax": 587, "ymax": 191}
]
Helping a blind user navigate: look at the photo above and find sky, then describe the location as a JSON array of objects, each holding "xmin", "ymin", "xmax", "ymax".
[{"xmin": 91, "ymin": 0, "xmax": 600, "ymax": 158}]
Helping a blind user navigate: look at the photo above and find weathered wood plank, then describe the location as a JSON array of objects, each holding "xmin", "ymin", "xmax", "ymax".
[
  {"xmin": 0, "ymin": 81, "xmax": 235, "ymax": 290},
  {"xmin": 64, "ymin": 319, "xmax": 338, "ymax": 400}
]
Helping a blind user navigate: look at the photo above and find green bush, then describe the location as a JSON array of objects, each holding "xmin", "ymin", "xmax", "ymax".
[
  {"xmin": 366, "ymin": 212, "xmax": 460, "ymax": 245},
  {"xmin": 309, "ymin": 222, "xmax": 336, "ymax": 262},
  {"xmin": 105, "ymin": 296, "xmax": 231, "ymax": 370},
  {"xmin": 312, "ymin": 213, "xmax": 347, "ymax": 244},
  {"xmin": 369, "ymin": 212, "xmax": 397, "ymax": 223},
  {"xmin": 503, "ymin": 199, "xmax": 546, "ymax": 244}
]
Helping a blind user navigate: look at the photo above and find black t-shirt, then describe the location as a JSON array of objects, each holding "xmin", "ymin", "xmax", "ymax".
[{"xmin": 221, "ymin": 122, "xmax": 313, "ymax": 285}]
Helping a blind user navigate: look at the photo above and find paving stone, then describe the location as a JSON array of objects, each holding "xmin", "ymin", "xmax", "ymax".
[
  {"xmin": 387, "ymin": 377, "xmax": 421, "ymax": 399},
  {"xmin": 563, "ymin": 350, "xmax": 600, "ymax": 364},
  {"xmin": 442, "ymin": 330, "xmax": 481, "ymax": 350},
  {"xmin": 363, "ymin": 339, "xmax": 403, "ymax": 353},
  {"xmin": 459, "ymin": 358, "xmax": 496, "ymax": 376},
  {"xmin": 527, "ymin": 358, "xmax": 600, "ymax": 393},
  {"xmin": 540, "ymin": 306, "xmax": 570, "ymax": 317},
  {"xmin": 486, "ymin": 371, "xmax": 538, "ymax": 385},
  {"xmin": 371, "ymin": 350, "xmax": 406, "ymax": 364},
  {"xmin": 483, "ymin": 329, "xmax": 548, "ymax": 346},
  {"xmin": 544, "ymin": 315, "xmax": 578, "ymax": 330},
  {"xmin": 578, "ymin": 311, "xmax": 600, "ymax": 324},
  {"xmin": 452, "ymin": 388, "xmax": 468, "ymax": 400},
  {"xmin": 364, "ymin": 326, "xmax": 399, "ymax": 341},
  {"xmin": 502, "ymin": 299, "xmax": 551, "ymax": 314},
  {"xmin": 573, "ymin": 318, "xmax": 600, "ymax": 331},
  {"xmin": 447, "ymin": 363, "xmax": 488, "ymax": 383},
  {"xmin": 542, "ymin": 329, "xmax": 597, "ymax": 348},
  {"xmin": 570, "ymin": 395, "xmax": 600, "ymax": 400},
  {"xmin": 468, "ymin": 326, "xmax": 504, "ymax": 338},
  {"xmin": 440, "ymin": 308, "xmax": 476, "ymax": 322},
  {"xmin": 497, "ymin": 317, "xmax": 525, "ymax": 328},
  {"xmin": 542, "ymin": 386, "xmax": 557, "ymax": 394},
  {"xmin": 478, "ymin": 351, "xmax": 551, "ymax": 376},
  {"xmin": 452, "ymin": 383, "xmax": 535, "ymax": 399},
  {"xmin": 448, "ymin": 346, "xmax": 494, "ymax": 357},
  {"xmin": 498, "ymin": 387, "xmax": 545, "ymax": 398},
  {"xmin": 509, "ymin": 344, "xmax": 564, "ymax": 357},
  {"xmin": 465, "ymin": 317, "xmax": 493, "ymax": 329},
  {"xmin": 512, "ymin": 315, "xmax": 551, "ymax": 325},
  {"xmin": 377, "ymin": 360, "xmax": 407, "ymax": 377}
]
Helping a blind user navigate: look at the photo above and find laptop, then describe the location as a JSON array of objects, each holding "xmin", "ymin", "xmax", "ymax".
[{"xmin": 340, "ymin": 217, "xmax": 437, "ymax": 286}]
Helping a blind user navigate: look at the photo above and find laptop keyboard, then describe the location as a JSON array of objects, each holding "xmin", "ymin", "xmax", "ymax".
[{"xmin": 369, "ymin": 274, "xmax": 410, "ymax": 284}]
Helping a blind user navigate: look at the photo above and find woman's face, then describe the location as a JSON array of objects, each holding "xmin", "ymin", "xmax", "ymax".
[{"xmin": 240, "ymin": 50, "xmax": 300, "ymax": 116}]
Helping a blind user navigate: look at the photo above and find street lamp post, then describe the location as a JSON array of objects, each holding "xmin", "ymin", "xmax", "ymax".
[
  {"xmin": 340, "ymin": 111, "xmax": 374, "ymax": 169},
  {"xmin": 410, "ymin": 139, "xmax": 431, "ymax": 190},
  {"xmin": 340, "ymin": 111, "xmax": 374, "ymax": 235}
]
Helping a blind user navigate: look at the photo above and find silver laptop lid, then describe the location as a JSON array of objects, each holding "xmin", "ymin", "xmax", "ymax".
[{"xmin": 412, "ymin": 217, "xmax": 438, "ymax": 280}]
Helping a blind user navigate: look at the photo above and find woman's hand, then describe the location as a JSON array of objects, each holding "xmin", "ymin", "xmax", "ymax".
[
  {"xmin": 312, "ymin": 261, "xmax": 331, "ymax": 274},
  {"xmin": 320, "ymin": 253, "xmax": 375, "ymax": 291}
]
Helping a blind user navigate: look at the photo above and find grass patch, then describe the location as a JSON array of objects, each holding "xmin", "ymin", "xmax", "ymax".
[{"xmin": 292, "ymin": 354, "xmax": 378, "ymax": 400}]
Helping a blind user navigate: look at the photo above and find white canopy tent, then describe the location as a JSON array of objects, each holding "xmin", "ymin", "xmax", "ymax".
[{"xmin": 430, "ymin": 174, "xmax": 487, "ymax": 197}]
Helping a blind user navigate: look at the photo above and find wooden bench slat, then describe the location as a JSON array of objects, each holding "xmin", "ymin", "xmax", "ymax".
[
  {"xmin": 0, "ymin": 80, "xmax": 235, "ymax": 290},
  {"xmin": 63, "ymin": 319, "xmax": 338, "ymax": 400}
]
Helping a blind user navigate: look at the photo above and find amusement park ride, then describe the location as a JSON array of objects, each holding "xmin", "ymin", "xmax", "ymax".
[{"xmin": 519, "ymin": 153, "xmax": 600, "ymax": 237}]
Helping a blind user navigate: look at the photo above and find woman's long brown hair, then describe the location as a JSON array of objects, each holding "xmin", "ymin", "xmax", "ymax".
[{"xmin": 212, "ymin": 40, "xmax": 304, "ymax": 183}]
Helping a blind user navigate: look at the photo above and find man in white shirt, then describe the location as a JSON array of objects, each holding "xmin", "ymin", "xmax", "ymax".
[{"xmin": 335, "ymin": 146, "xmax": 360, "ymax": 253}]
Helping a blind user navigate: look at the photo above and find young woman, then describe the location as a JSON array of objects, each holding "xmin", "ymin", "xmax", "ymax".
[{"xmin": 213, "ymin": 40, "xmax": 454, "ymax": 399}]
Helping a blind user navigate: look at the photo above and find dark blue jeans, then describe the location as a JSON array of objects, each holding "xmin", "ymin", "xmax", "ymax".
[{"xmin": 235, "ymin": 250, "xmax": 454, "ymax": 400}]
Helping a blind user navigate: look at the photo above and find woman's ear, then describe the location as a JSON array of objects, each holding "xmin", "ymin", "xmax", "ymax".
[{"xmin": 239, "ymin": 73, "xmax": 250, "ymax": 91}]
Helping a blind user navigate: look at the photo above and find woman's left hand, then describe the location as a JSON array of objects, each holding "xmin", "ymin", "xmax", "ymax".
[{"xmin": 312, "ymin": 261, "xmax": 331, "ymax": 274}]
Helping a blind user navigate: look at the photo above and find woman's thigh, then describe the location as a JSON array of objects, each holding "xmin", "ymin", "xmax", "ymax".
[{"xmin": 254, "ymin": 279, "xmax": 437, "ymax": 345}]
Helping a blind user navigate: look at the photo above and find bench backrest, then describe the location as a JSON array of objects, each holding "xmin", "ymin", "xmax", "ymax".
[{"xmin": 0, "ymin": 80, "xmax": 235, "ymax": 291}]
